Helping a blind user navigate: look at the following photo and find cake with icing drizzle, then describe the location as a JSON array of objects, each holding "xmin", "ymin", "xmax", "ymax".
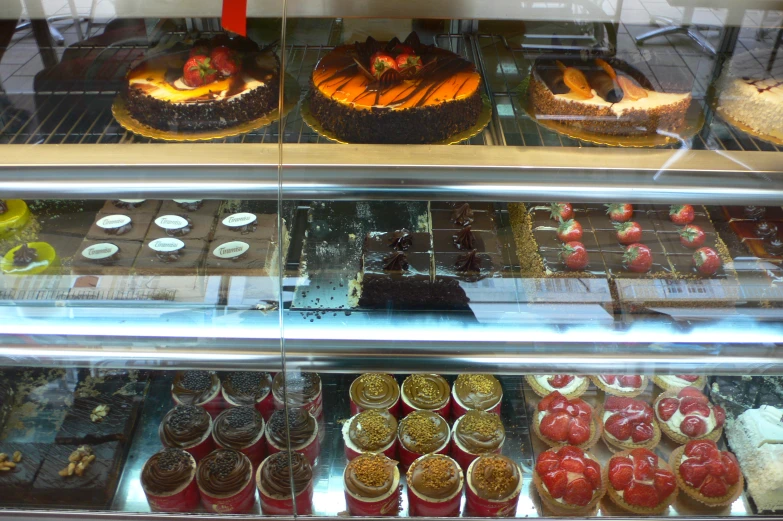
[
  {"xmin": 310, "ymin": 32, "xmax": 483, "ymax": 144},
  {"xmin": 123, "ymin": 35, "xmax": 280, "ymax": 133}
]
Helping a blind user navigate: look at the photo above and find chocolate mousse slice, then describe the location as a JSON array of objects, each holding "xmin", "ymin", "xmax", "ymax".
[
  {"xmin": 0, "ymin": 443, "xmax": 46, "ymax": 504},
  {"xmin": 71, "ymin": 239, "xmax": 142, "ymax": 275},
  {"xmin": 54, "ymin": 392, "xmax": 142, "ymax": 446},
  {"xmin": 86, "ymin": 212, "xmax": 154, "ymax": 242},
  {"xmin": 134, "ymin": 238, "xmax": 208, "ymax": 276},
  {"xmin": 205, "ymin": 238, "xmax": 274, "ymax": 276},
  {"xmin": 213, "ymin": 212, "xmax": 278, "ymax": 242},
  {"xmin": 146, "ymin": 213, "xmax": 217, "ymax": 241}
]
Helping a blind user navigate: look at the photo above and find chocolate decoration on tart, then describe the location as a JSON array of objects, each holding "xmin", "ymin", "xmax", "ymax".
[
  {"xmin": 348, "ymin": 410, "xmax": 397, "ymax": 451},
  {"xmin": 196, "ymin": 449, "xmax": 251, "ymax": 496},
  {"xmin": 141, "ymin": 448, "xmax": 195, "ymax": 496},
  {"xmin": 160, "ymin": 405, "xmax": 211, "ymax": 448},
  {"xmin": 0, "ymin": 200, "xmax": 7, "ymax": 215},
  {"xmin": 407, "ymin": 454, "xmax": 461, "ymax": 499},
  {"xmin": 398, "ymin": 410, "xmax": 450, "ymax": 454},
  {"xmin": 221, "ymin": 371, "xmax": 272, "ymax": 406},
  {"xmin": 344, "ymin": 453, "xmax": 397, "ymax": 499},
  {"xmin": 259, "ymin": 451, "xmax": 312, "ymax": 497},
  {"xmin": 454, "ymin": 410, "xmax": 505, "ymax": 453},
  {"xmin": 13, "ymin": 244, "xmax": 36, "ymax": 266},
  {"xmin": 469, "ymin": 454, "xmax": 520, "ymax": 500},
  {"xmin": 350, "ymin": 373, "xmax": 400, "ymax": 411},
  {"xmin": 454, "ymin": 374, "xmax": 502, "ymax": 411},
  {"xmin": 213, "ymin": 407, "xmax": 264, "ymax": 450},
  {"xmin": 267, "ymin": 408, "xmax": 316, "ymax": 449},
  {"xmin": 402, "ymin": 374, "xmax": 450, "ymax": 410}
]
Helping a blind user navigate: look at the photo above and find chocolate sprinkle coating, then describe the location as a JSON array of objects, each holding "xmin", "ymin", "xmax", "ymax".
[
  {"xmin": 157, "ymin": 448, "xmax": 189, "ymax": 472},
  {"xmin": 180, "ymin": 371, "xmax": 211, "ymax": 392}
]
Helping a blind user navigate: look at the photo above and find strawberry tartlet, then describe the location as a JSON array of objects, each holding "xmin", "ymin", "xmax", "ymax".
[
  {"xmin": 605, "ymin": 448, "xmax": 678, "ymax": 514},
  {"xmin": 533, "ymin": 446, "xmax": 605, "ymax": 515},
  {"xmin": 533, "ymin": 391, "xmax": 601, "ymax": 449},
  {"xmin": 526, "ymin": 375, "xmax": 589, "ymax": 399},
  {"xmin": 601, "ymin": 396, "xmax": 660, "ymax": 451},
  {"xmin": 590, "ymin": 375, "xmax": 648, "ymax": 397},
  {"xmin": 653, "ymin": 375, "xmax": 705, "ymax": 392},
  {"xmin": 655, "ymin": 387, "xmax": 725, "ymax": 444},
  {"xmin": 670, "ymin": 440, "xmax": 744, "ymax": 507}
]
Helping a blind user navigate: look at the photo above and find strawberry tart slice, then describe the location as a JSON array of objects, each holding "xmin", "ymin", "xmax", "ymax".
[
  {"xmin": 525, "ymin": 374, "xmax": 589, "ymax": 399},
  {"xmin": 601, "ymin": 396, "xmax": 660, "ymax": 451},
  {"xmin": 591, "ymin": 375, "xmax": 648, "ymax": 397},
  {"xmin": 533, "ymin": 391, "xmax": 601, "ymax": 449},
  {"xmin": 533, "ymin": 446, "xmax": 605, "ymax": 515},
  {"xmin": 653, "ymin": 374, "xmax": 705, "ymax": 392},
  {"xmin": 605, "ymin": 448, "xmax": 678, "ymax": 514},
  {"xmin": 654, "ymin": 387, "xmax": 725, "ymax": 444},
  {"xmin": 670, "ymin": 440, "xmax": 744, "ymax": 507}
]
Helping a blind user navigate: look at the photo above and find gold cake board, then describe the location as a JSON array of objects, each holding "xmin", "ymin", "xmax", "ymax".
[
  {"xmin": 714, "ymin": 106, "xmax": 783, "ymax": 148},
  {"xmin": 112, "ymin": 74, "xmax": 300, "ymax": 142},
  {"xmin": 300, "ymin": 95, "xmax": 492, "ymax": 145}
]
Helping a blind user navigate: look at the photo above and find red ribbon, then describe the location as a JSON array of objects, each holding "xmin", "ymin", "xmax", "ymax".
[{"xmin": 221, "ymin": 0, "xmax": 248, "ymax": 36}]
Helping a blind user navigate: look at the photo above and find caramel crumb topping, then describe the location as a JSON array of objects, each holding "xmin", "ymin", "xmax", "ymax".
[
  {"xmin": 355, "ymin": 410, "xmax": 393, "ymax": 447},
  {"xmin": 418, "ymin": 457, "xmax": 456, "ymax": 490},
  {"xmin": 360, "ymin": 374, "xmax": 388, "ymax": 396},
  {"xmin": 408, "ymin": 375, "xmax": 437, "ymax": 398},
  {"xmin": 472, "ymin": 455, "xmax": 517, "ymax": 497},
  {"xmin": 351, "ymin": 454, "xmax": 391, "ymax": 487},
  {"xmin": 402, "ymin": 411, "xmax": 438, "ymax": 451},
  {"xmin": 460, "ymin": 411, "xmax": 502, "ymax": 438},
  {"xmin": 461, "ymin": 374, "xmax": 494, "ymax": 394}
]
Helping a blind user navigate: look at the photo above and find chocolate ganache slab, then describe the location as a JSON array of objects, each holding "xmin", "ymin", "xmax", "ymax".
[
  {"xmin": 310, "ymin": 32, "xmax": 483, "ymax": 144},
  {"xmin": 71, "ymin": 239, "xmax": 142, "ymax": 275},
  {"xmin": 54, "ymin": 393, "xmax": 142, "ymax": 446}
]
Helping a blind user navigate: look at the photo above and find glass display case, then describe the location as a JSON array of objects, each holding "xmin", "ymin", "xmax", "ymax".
[{"xmin": 0, "ymin": 0, "xmax": 782, "ymax": 519}]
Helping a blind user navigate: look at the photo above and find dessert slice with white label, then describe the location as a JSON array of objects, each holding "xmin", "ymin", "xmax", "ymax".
[
  {"xmin": 71, "ymin": 239, "xmax": 142, "ymax": 275},
  {"xmin": 134, "ymin": 238, "xmax": 209, "ymax": 276},
  {"xmin": 86, "ymin": 212, "xmax": 153, "ymax": 242},
  {"xmin": 213, "ymin": 212, "xmax": 278, "ymax": 242},
  {"xmin": 146, "ymin": 213, "xmax": 216, "ymax": 241},
  {"xmin": 205, "ymin": 238, "xmax": 275, "ymax": 276}
]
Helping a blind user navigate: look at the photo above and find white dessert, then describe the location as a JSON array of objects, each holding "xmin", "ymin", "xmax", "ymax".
[
  {"xmin": 726, "ymin": 405, "xmax": 783, "ymax": 512},
  {"xmin": 534, "ymin": 375, "xmax": 585, "ymax": 395}
]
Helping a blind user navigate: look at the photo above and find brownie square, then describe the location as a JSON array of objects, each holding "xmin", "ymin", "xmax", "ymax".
[
  {"xmin": 431, "ymin": 209, "xmax": 495, "ymax": 231},
  {"xmin": 213, "ymin": 213, "xmax": 278, "ymax": 241},
  {"xmin": 31, "ymin": 442, "xmax": 124, "ymax": 509},
  {"xmin": 71, "ymin": 239, "xmax": 142, "ymax": 275},
  {"xmin": 205, "ymin": 238, "xmax": 273, "ymax": 275},
  {"xmin": 146, "ymin": 213, "xmax": 216, "ymax": 241},
  {"xmin": 54, "ymin": 393, "xmax": 142, "ymax": 446},
  {"xmin": 0, "ymin": 443, "xmax": 46, "ymax": 503},
  {"xmin": 134, "ymin": 238, "xmax": 208, "ymax": 275},
  {"xmin": 159, "ymin": 199, "xmax": 222, "ymax": 216},
  {"xmin": 362, "ymin": 251, "xmax": 431, "ymax": 281},
  {"xmin": 100, "ymin": 199, "xmax": 161, "ymax": 215},
  {"xmin": 432, "ymin": 229, "xmax": 501, "ymax": 254},
  {"xmin": 86, "ymin": 212, "xmax": 153, "ymax": 242},
  {"xmin": 434, "ymin": 251, "xmax": 504, "ymax": 281},
  {"xmin": 365, "ymin": 231, "xmax": 431, "ymax": 253}
]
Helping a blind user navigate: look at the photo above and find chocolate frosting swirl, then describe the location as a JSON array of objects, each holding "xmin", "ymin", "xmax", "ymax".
[
  {"xmin": 349, "ymin": 410, "xmax": 397, "ymax": 450},
  {"xmin": 259, "ymin": 451, "xmax": 312, "ymax": 497},
  {"xmin": 454, "ymin": 374, "xmax": 502, "ymax": 410},
  {"xmin": 272, "ymin": 372, "xmax": 321, "ymax": 407},
  {"xmin": 398, "ymin": 410, "xmax": 449, "ymax": 454},
  {"xmin": 213, "ymin": 406, "xmax": 264, "ymax": 450},
  {"xmin": 172, "ymin": 371, "xmax": 220, "ymax": 405},
  {"xmin": 402, "ymin": 374, "xmax": 450, "ymax": 410},
  {"xmin": 451, "ymin": 203, "xmax": 474, "ymax": 226},
  {"xmin": 142, "ymin": 448, "xmax": 195, "ymax": 495},
  {"xmin": 383, "ymin": 251, "xmax": 409, "ymax": 271},
  {"xmin": 267, "ymin": 407, "xmax": 316, "ymax": 448},
  {"xmin": 455, "ymin": 226, "xmax": 476, "ymax": 250},
  {"xmin": 470, "ymin": 454, "xmax": 520, "ymax": 500},
  {"xmin": 344, "ymin": 453, "xmax": 397, "ymax": 499},
  {"xmin": 408, "ymin": 454, "xmax": 461, "ymax": 499},
  {"xmin": 197, "ymin": 449, "xmax": 251, "ymax": 496},
  {"xmin": 388, "ymin": 229, "xmax": 412, "ymax": 251},
  {"xmin": 454, "ymin": 410, "xmax": 504, "ymax": 454},
  {"xmin": 222, "ymin": 371, "xmax": 272, "ymax": 405},
  {"xmin": 13, "ymin": 244, "xmax": 37, "ymax": 266},
  {"xmin": 350, "ymin": 373, "xmax": 400, "ymax": 411},
  {"xmin": 160, "ymin": 405, "xmax": 211, "ymax": 448}
]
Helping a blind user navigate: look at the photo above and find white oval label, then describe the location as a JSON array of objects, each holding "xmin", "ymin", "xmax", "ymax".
[
  {"xmin": 155, "ymin": 215, "xmax": 189, "ymax": 230},
  {"xmin": 96, "ymin": 214, "xmax": 131, "ymax": 229},
  {"xmin": 118, "ymin": 199, "xmax": 145, "ymax": 203},
  {"xmin": 213, "ymin": 241, "xmax": 250, "ymax": 259},
  {"xmin": 222, "ymin": 213, "xmax": 257, "ymax": 227},
  {"xmin": 173, "ymin": 199, "xmax": 202, "ymax": 204},
  {"xmin": 82, "ymin": 243, "xmax": 119, "ymax": 260},
  {"xmin": 149, "ymin": 238, "xmax": 185, "ymax": 252}
]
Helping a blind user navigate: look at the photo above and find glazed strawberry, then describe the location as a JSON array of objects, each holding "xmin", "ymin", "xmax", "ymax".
[
  {"xmin": 603, "ymin": 397, "xmax": 655, "ymax": 444},
  {"xmin": 679, "ymin": 224, "xmax": 706, "ymax": 249},
  {"xmin": 632, "ymin": 422, "xmax": 654, "ymax": 443},
  {"xmin": 656, "ymin": 398, "xmax": 679, "ymax": 421},
  {"xmin": 654, "ymin": 468, "xmax": 677, "ymax": 498},
  {"xmin": 536, "ymin": 451, "xmax": 560, "ymax": 475},
  {"xmin": 538, "ymin": 390, "xmax": 569, "ymax": 411},
  {"xmin": 623, "ymin": 243, "xmax": 652, "ymax": 273},
  {"xmin": 190, "ymin": 43, "xmax": 210, "ymax": 58},
  {"xmin": 619, "ymin": 375, "xmax": 643, "ymax": 388},
  {"xmin": 601, "ymin": 375, "xmax": 617, "ymax": 385},
  {"xmin": 557, "ymin": 219, "xmax": 583, "ymax": 242},
  {"xmin": 537, "ymin": 391, "xmax": 594, "ymax": 447},
  {"xmin": 609, "ymin": 457, "xmax": 633, "ymax": 489},
  {"xmin": 669, "ymin": 204, "xmax": 695, "ymax": 225},
  {"xmin": 564, "ymin": 478, "xmax": 593, "ymax": 506},
  {"xmin": 549, "ymin": 202, "xmax": 574, "ymax": 221},
  {"xmin": 395, "ymin": 52, "xmax": 422, "ymax": 72},
  {"xmin": 605, "ymin": 414, "xmax": 631, "ymax": 440},
  {"xmin": 536, "ymin": 447, "xmax": 601, "ymax": 508},
  {"xmin": 678, "ymin": 440, "xmax": 741, "ymax": 499},
  {"xmin": 540, "ymin": 412, "xmax": 570, "ymax": 442},
  {"xmin": 608, "ymin": 450, "xmax": 677, "ymax": 510},
  {"xmin": 370, "ymin": 52, "xmax": 398, "ymax": 77},
  {"xmin": 678, "ymin": 386, "xmax": 709, "ymax": 402},
  {"xmin": 606, "ymin": 203, "xmax": 634, "ymax": 222},
  {"xmin": 210, "ymin": 46, "xmax": 240, "ymax": 76},
  {"xmin": 714, "ymin": 406, "xmax": 726, "ymax": 427},
  {"xmin": 549, "ymin": 374, "xmax": 575, "ymax": 389},
  {"xmin": 679, "ymin": 398, "xmax": 710, "ymax": 416},
  {"xmin": 543, "ymin": 468, "xmax": 568, "ymax": 498},
  {"xmin": 614, "ymin": 221, "xmax": 642, "ymax": 245},
  {"xmin": 693, "ymin": 247, "xmax": 721, "ymax": 276},
  {"xmin": 183, "ymin": 55, "xmax": 217, "ymax": 87},
  {"xmin": 583, "ymin": 459, "xmax": 602, "ymax": 488},
  {"xmin": 676, "ymin": 374, "xmax": 700, "ymax": 383},
  {"xmin": 561, "ymin": 241, "xmax": 588, "ymax": 271}
]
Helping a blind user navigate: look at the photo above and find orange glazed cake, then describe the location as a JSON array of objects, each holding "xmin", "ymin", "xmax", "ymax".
[{"xmin": 310, "ymin": 33, "xmax": 483, "ymax": 144}]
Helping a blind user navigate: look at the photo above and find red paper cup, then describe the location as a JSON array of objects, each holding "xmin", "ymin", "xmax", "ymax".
[
  {"xmin": 450, "ymin": 416, "xmax": 504, "ymax": 472},
  {"xmin": 198, "ymin": 455, "xmax": 256, "ymax": 514},
  {"xmin": 407, "ymin": 455, "xmax": 464, "ymax": 517},
  {"xmin": 213, "ymin": 422, "xmax": 266, "ymax": 469},
  {"xmin": 342, "ymin": 416, "xmax": 398, "ymax": 461},
  {"xmin": 451, "ymin": 386, "xmax": 502, "ymax": 420},
  {"xmin": 141, "ymin": 451, "xmax": 200, "ymax": 513},
  {"xmin": 160, "ymin": 413, "xmax": 215, "ymax": 463},
  {"xmin": 401, "ymin": 393, "xmax": 451, "ymax": 419},
  {"xmin": 266, "ymin": 418, "xmax": 320, "ymax": 466},
  {"xmin": 344, "ymin": 465, "xmax": 401, "ymax": 516},
  {"xmin": 256, "ymin": 458, "xmax": 314, "ymax": 515},
  {"xmin": 222, "ymin": 387, "xmax": 275, "ymax": 421},
  {"xmin": 398, "ymin": 431, "xmax": 450, "ymax": 471},
  {"xmin": 350, "ymin": 394, "xmax": 401, "ymax": 418},
  {"xmin": 173, "ymin": 385, "xmax": 224, "ymax": 419},
  {"xmin": 464, "ymin": 458, "xmax": 522, "ymax": 517},
  {"xmin": 273, "ymin": 384, "xmax": 324, "ymax": 423}
]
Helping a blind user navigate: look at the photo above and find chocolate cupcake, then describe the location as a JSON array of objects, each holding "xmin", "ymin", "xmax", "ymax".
[
  {"xmin": 401, "ymin": 374, "xmax": 451, "ymax": 418},
  {"xmin": 172, "ymin": 371, "xmax": 223, "ymax": 418},
  {"xmin": 256, "ymin": 451, "xmax": 314, "ymax": 515},
  {"xmin": 466, "ymin": 454, "xmax": 522, "ymax": 516},
  {"xmin": 212, "ymin": 406, "xmax": 266, "ymax": 468},
  {"xmin": 160, "ymin": 405, "xmax": 214, "ymax": 462},
  {"xmin": 221, "ymin": 372, "xmax": 273, "ymax": 419},
  {"xmin": 344, "ymin": 452, "xmax": 401, "ymax": 516},
  {"xmin": 343, "ymin": 409, "xmax": 398, "ymax": 461},
  {"xmin": 452, "ymin": 374, "xmax": 502, "ymax": 419},
  {"xmin": 141, "ymin": 448, "xmax": 199, "ymax": 512},
  {"xmin": 196, "ymin": 449, "xmax": 255, "ymax": 514},
  {"xmin": 407, "ymin": 454, "xmax": 464, "ymax": 517},
  {"xmin": 451, "ymin": 410, "xmax": 505, "ymax": 471},
  {"xmin": 350, "ymin": 373, "xmax": 401, "ymax": 417},
  {"xmin": 272, "ymin": 372, "xmax": 323, "ymax": 422},
  {"xmin": 397, "ymin": 410, "xmax": 450, "ymax": 470},
  {"xmin": 265, "ymin": 407, "xmax": 320, "ymax": 465}
]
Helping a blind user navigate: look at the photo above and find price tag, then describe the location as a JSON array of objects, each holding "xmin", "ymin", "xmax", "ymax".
[{"xmin": 221, "ymin": 0, "xmax": 248, "ymax": 36}]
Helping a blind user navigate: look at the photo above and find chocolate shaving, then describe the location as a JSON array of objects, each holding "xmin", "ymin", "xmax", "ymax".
[
  {"xmin": 353, "ymin": 57, "xmax": 376, "ymax": 82},
  {"xmin": 377, "ymin": 67, "xmax": 403, "ymax": 85},
  {"xmin": 0, "ymin": 200, "xmax": 7, "ymax": 215},
  {"xmin": 389, "ymin": 229, "xmax": 413, "ymax": 251},
  {"xmin": 451, "ymin": 203, "xmax": 474, "ymax": 226},
  {"xmin": 404, "ymin": 32, "xmax": 422, "ymax": 52},
  {"xmin": 13, "ymin": 243, "xmax": 37, "ymax": 266},
  {"xmin": 455, "ymin": 249, "xmax": 481, "ymax": 273},
  {"xmin": 383, "ymin": 251, "xmax": 409, "ymax": 271},
  {"xmin": 455, "ymin": 226, "xmax": 476, "ymax": 250}
]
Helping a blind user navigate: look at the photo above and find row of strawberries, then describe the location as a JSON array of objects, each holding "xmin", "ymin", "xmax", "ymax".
[{"xmin": 369, "ymin": 43, "xmax": 423, "ymax": 78}]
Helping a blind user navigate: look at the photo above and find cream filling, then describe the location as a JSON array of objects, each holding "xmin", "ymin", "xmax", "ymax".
[
  {"xmin": 129, "ymin": 74, "xmax": 265, "ymax": 105},
  {"xmin": 598, "ymin": 375, "xmax": 641, "ymax": 391},
  {"xmin": 552, "ymin": 88, "xmax": 690, "ymax": 117},
  {"xmin": 534, "ymin": 375, "xmax": 585, "ymax": 395}
]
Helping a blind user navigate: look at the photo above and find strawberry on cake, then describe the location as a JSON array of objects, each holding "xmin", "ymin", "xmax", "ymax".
[
  {"xmin": 655, "ymin": 387, "xmax": 726, "ymax": 444},
  {"xmin": 533, "ymin": 391, "xmax": 601, "ymax": 449},
  {"xmin": 670, "ymin": 440, "xmax": 744, "ymax": 507},
  {"xmin": 601, "ymin": 396, "xmax": 660, "ymax": 451},
  {"xmin": 605, "ymin": 448, "xmax": 678, "ymax": 514},
  {"xmin": 533, "ymin": 446, "xmax": 605, "ymax": 515},
  {"xmin": 525, "ymin": 374, "xmax": 589, "ymax": 398},
  {"xmin": 123, "ymin": 35, "xmax": 280, "ymax": 132},
  {"xmin": 653, "ymin": 374, "xmax": 705, "ymax": 392},
  {"xmin": 591, "ymin": 375, "xmax": 648, "ymax": 397}
]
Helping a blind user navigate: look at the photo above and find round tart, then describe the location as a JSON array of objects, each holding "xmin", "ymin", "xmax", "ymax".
[
  {"xmin": 605, "ymin": 448, "xmax": 678, "ymax": 514},
  {"xmin": 654, "ymin": 387, "xmax": 725, "ymax": 444},
  {"xmin": 533, "ymin": 446, "xmax": 605, "ymax": 515},
  {"xmin": 451, "ymin": 374, "xmax": 502, "ymax": 418},
  {"xmin": 342, "ymin": 409, "xmax": 398, "ymax": 461},
  {"xmin": 349, "ymin": 373, "xmax": 400, "ymax": 416},
  {"xmin": 670, "ymin": 440, "xmax": 743, "ymax": 507},
  {"xmin": 653, "ymin": 375, "xmax": 705, "ymax": 392},
  {"xmin": 601, "ymin": 396, "xmax": 660, "ymax": 451},
  {"xmin": 400, "ymin": 374, "xmax": 451, "ymax": 416},
  {"xmin": 533, "ymin": 391, "xmax": 601, "ymax": 449},
  {"xmin": 0, "ymin": 199, "xmax": 32, "ymax": 239},
  {"xmin": 525, "ymin": 374, "xmax": 589, "ymax": 398},
  {"xmin": 590, "ymin": 375, "xmax": 648, "ymax": 397}
]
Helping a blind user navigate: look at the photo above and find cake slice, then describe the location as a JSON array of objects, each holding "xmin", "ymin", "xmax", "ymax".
[
  {"xmin": 54, "ymin": 392, "xmax": 142, "ymax": 446},
  {"xmin": 0, "ymin": 443, "xmax": 46, "ymax": 505}
]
